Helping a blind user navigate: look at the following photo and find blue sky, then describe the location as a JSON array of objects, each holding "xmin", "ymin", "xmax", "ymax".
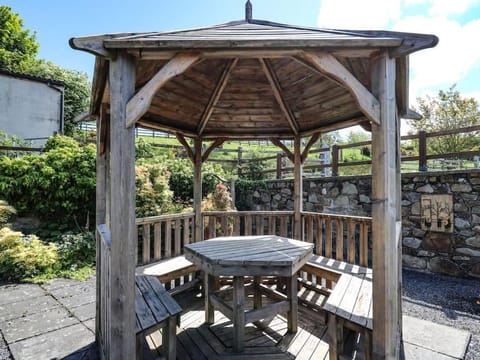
[{"xmin": 3, "ymin": 0, "xmax": 480, "ymax": 104}]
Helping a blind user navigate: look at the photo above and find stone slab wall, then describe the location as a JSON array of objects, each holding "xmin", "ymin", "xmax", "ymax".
[{"xmin": 237, "ymin": 170, "xmax": 480, "ymax": 278}]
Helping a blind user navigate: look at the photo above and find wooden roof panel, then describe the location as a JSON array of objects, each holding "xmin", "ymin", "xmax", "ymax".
[{"xmin": 71, "ymin": 17, "xmax": 438, "ymax": 138}]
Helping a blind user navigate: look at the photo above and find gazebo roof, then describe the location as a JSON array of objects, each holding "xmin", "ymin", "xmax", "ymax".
[{"xmin": 71, "ymin": 17, "xmax": 437, "ymax": 139}]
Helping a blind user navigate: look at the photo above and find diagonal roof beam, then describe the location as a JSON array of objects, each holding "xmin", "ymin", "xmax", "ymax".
[
  {"xmin": 270, "ymin": 138, "xmax": 294, "ymax": 163},
  {"xmin": 197, "ymin": 58, "xmax": 238, "ymax": 135},
  {"xmin": 297, "ymin": 52, "xmax": 381, "ymax": 126},
  {"xmin": 301, "ymin": 133, "xmax": 320, "ymax": 164},
  {"xmin": 126, "ymin": 52, "xmax": 200, "ymax": 128},
  {"xmin": 176, "ymin": 133, "xmax": 195, "ymax": 162},
  {"xmin": 202, "ymin": 138, "xmax": 226, "ymax": 162},
  {"xmin": 259, "ymin": 58, "xmax": 299, "ymax": 135}
]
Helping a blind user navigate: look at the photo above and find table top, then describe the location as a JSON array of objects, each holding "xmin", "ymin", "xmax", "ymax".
[{"xmin": 184, "ymin": 235, "xmax": 313, "ymax": 277}]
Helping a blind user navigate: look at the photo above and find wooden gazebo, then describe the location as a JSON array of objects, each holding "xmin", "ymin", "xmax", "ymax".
[{"xmin": 71, "ymin": 3, "xmax": 437, "ymax": 359}]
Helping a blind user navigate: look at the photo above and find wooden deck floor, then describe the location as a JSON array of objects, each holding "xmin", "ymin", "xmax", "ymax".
[{"xmin": 140, "ymin": 288, "xmax": 332, "ymax": 360}]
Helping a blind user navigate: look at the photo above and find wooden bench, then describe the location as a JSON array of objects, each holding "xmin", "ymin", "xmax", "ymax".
[
  {"xmin": 299, "ymin": 255, "xmax": 373, "ymax": 359},
  {"xmin": 135, "ymin": 275, "xmax": 182, "ymax": 359},
  {"xmin": 136, "ymin": 255, "xmax": 199, "ymax": 295}
]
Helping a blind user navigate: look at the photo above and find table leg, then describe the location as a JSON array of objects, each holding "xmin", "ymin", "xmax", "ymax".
[
  {"xmin": 286, "ymin": 275, "xmax": 298, "ymax": 333},
  {"xmin": 205, "ymin": 273, "xmax": 215, "ymax": 325},
  {"xmin": 233, "ymin": 276, "xmax": 245, "ymax": 352},
  {"xmin": 253, "ymin": 276, "xmax": 262, "ymax": 310},
  {"xmin": 328, "ymin": 314, "xmax": 343, "ymax": 360}
]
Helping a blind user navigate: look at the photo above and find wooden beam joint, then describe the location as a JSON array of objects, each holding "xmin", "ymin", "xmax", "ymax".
[
  {"xmin": 126, "ymin": 52, "xmax": 200, "ymax": 128},
  {"xmin": 202, "ymin": 138, "xmax": 226, "ymax": 162},
  {"xmin": 298, "ymin": 52, "xmax": 381, "ymax": 126},
  {"xmin": 176, "ymin": 133, "xmax": 195, "ymax": 162},
  {"xmin": 270, "ymin": 138, "xmax": 294, "ymax": 163},
  {"xmin": 301, "ymin": 133, "xmax": 320, "ymax": 164}
]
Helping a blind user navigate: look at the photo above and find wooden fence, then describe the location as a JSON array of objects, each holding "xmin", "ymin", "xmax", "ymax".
[{"xmin": 255, "ymin": 125, "xmax": 480, "ymax": 179}]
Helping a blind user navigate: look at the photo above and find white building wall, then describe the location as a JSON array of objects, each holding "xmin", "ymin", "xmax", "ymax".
[{"xmin": 0, "ymin": 73, "xmax": 63, "ymax": 146}]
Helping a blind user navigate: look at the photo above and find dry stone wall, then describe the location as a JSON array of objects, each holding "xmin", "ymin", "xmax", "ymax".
[{"xmin": 238, "ymin": 170, "xmax": 480, "ymax": 278}]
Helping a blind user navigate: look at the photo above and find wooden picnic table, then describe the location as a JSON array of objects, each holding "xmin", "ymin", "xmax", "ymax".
[{"xmin": 184, "ymin": 235, "xmax": 313, "ymax": 352}]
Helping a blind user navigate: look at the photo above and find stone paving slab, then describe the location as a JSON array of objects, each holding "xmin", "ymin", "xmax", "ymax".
[
  {"xmin": 403, "ymin": 342, "xmax": 458, "ymax": 360},
  {"xmin": 0, "ymin": 284, "xmax": 45, "ymax": 306},
  {"xmin": 403, "ymin": 315, "xmax": 471, "ymax": 359},
  {"xmin": 83, "ymin": 319, "xmax": 96, "ymax": 333},
  {"xmin": 71, "ymin": 301, "xmax": 96, "ymax": 322},
  {"xmin": 48, "ymin": 282, "xmax": 95, "ymax": 308},
  {"xmin": 1, "ymin": 306, "xmax": 79, "ymax": 343},
  {"xmin": 8, "ymin": 323, "xmax": 95, "ymax": 360},
  {"xmin": 0, "ymin": 294, "xmax": 59, "ymax": 322},
  {"xmin": 41, "ymin": 277, "xmax": 96, "ymax": 292}
]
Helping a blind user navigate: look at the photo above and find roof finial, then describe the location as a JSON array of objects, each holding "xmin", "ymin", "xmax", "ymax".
[{"xmin": 245, "ymin": 0, "xmax": 252, "ymax": 22}]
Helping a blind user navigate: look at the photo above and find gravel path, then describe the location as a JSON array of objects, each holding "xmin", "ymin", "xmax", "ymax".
[{"xmin": 402, "ymin": 268, "xmax": 480, "ymax": 360}]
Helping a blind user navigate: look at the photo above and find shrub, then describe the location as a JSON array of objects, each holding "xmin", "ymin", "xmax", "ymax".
[
  {"xmin": 0, "ymin": 135, "xmax": 96, "ymax": 228},
  {"xmin": 0, "ymin": 200, "xmax": 16, "ymax": 226},
  {"xmin": 56, "ymin": 231, "xmax": 96, "ymax": 269},
  {"xmin": 136, "ymin": 163, "xmax": 174, "ymax": 217},
  {"xmin": 0, "ymin": 227, "xmax": 58, "ymax": 281},
  {"xmin": 166, "ymin": 158, "xmax": 229, "ymax": 202}
]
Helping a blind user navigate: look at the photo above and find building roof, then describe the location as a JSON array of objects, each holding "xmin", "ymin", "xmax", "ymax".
[{"xmin": 0, "ymin": 69, "xmax": 64, "ymax": 87}]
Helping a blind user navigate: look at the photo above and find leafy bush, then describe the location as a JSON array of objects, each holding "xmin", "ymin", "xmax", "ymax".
[
  {"xmin": 56, "ymin": 231, "xmax": 95, "ymax": 269},
  {"xmin": 0, "ymin": 227, "xmax": 58, "ymax": 281},
  {"xmin": 0, "ymin": 200, "xmax": 16, "ymax": 226},
  {"xmin": 239, "ymin": 151, "xmax": 268, "ymax": 181},
  {"xmin": 0, "ymin": 135, "xmax": 96, "ymax": 228},
  {"xmin": 166, "ymin": 158, "xmax": 229, "ymax": 202},
  {"xmin": 136, "ymin": 163, "xmax": 174, "ymax": 217}
]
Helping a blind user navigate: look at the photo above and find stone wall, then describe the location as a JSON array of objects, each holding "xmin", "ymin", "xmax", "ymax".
[{"xmin": 236, "ymin": 170, "xmax": 480, "ymax": 278}]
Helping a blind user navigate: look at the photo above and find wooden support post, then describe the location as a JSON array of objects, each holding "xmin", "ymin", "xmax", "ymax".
[
  {"xmin": 95, "ymin": 104, "xmax": 108, "ymax": 344},
  {"xmin": 371, "ymin": 51, "xmax": 401, "ymax": 359},
  {"xmin": 108, "ymin": 53, "xmax": 136, "ymax": 359},
  {"xmin": 418, "ymin": 130, "xmax": 427, "ymax": 171},
  {"xmin": 293, "ymin": 136, "xmax": 303, "ymax": 239},
  {"xmin": 194, "ymin": 138, "xmax": 203, "ymax": 242}
]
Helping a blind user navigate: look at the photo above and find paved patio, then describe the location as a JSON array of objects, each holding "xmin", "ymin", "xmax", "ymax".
[
  {"xmin": 0, "ymin": 278, "xmax": 97, "ymax": 359},
  {"xmin": 0, "ymin": 273, "xmax": 474, "ymax": 360}
]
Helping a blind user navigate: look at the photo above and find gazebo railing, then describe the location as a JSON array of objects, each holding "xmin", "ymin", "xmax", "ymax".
[
  {"xmin": 136, "ymin": 212, "xmax": 195, "ymax": 265},
  {"xmin": 135, "ymin": 211, "xmax": 372, "ymax": 292},
  {"xmin": 301, "ymin": 211, "xmax": 372, "ymax": 267},
  {"xmin": 202, "ymin": 211, "xmax": 294, "ymax": 239}
]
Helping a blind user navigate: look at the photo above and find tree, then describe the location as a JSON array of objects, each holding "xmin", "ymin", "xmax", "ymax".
[
  {"xmin": 409, "ymin": 86, "xmax": 480, "ymax": 154},
  {"xmin": 0, "ymin": 6, "xmax": 39, "ymax": 71}
]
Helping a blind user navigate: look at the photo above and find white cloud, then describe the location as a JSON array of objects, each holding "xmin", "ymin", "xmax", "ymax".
[
  {"xmin": 393, "ymin": 16, "xmax": 480, "ymax": 99},
  {"xmin": 316, "ymin": 0, "xmax": 480, "ymax": 104},
  {"xmin": 317, "ymin": 0, "xmax": 401, "ymax": 29}
]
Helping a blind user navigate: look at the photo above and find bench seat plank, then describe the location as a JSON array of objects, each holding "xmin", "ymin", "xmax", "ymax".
[
  {"xmin": 135, "ymin": 276, "xmax": 182, "ymax": 360},
  {"xmin": 135, "ymin": 255, "xmax": 197, "ymax": 283}
]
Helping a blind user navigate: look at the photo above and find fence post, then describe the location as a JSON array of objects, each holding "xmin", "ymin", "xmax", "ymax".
[
  {"xmin": 237, "ymin": 146, "xmax": 243, "ymax": 177},
  {"xmin": 332, "ymin": 145, "xmax": 339, "ymax": 176},
  {"xmin": 230, "ymin": 178, "xmax": 236, "ymax": 207},
  {"xmin": 418, "ymin": 131, "xmax": 427, "ymax": 171},
  {"xmin": 276, "ymin": 153, "xmax": 283, "ymax": 179}
]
